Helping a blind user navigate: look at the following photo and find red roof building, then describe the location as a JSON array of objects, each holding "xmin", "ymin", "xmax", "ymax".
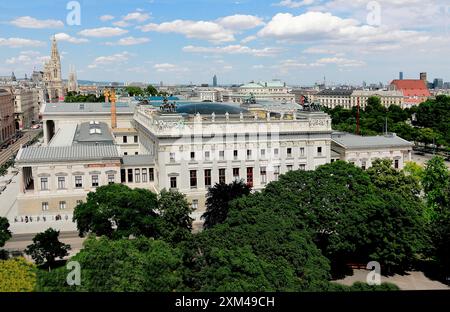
[{"xmin": 390, "ymin": 79, "xmax": 431, "ymax": 106}]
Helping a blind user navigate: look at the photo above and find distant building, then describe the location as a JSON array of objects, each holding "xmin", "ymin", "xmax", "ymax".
[
  {"xmin": 390, "ymin": 79, "xmax": 431, "ymax": 107},
  {"xmin": 213, "ymin": 75, "xmax": 218, "ymax": 87},
  {"xmin": 332, "ymin": 132, "xmax": 413, "ymax": 170},
  {"xmin": 43, "ymin": 37, "xmax": 65, "ymax": 102},
  {"xmin": 315, "ymin": 89, "xmax": 353, "ymax": 109},
  {"xmin": 67, "ymin": 65, "xmax": 79, "ymax": 93},
  {"xmin": 351, "ymin": 90, "xmax": 404, "ymax": 109},
  {"xmin": 399, "ymin": 72, "xmax": 404, "ymax": 80},
  {"xmin": 0, "ymin": 88, "xmax": 15, "ymax": 145},
  {"xmin": 420, "ymin": 72, "xmax": 428, "ymax": 83},
  {"xmin": 222, "ymin": 80, "xmax": 295, "ymax": 103},
  {"xmin": 13, "ymin": 86, "xmax": 38, "ymax": 130},
  {"xmin": 433, "ymin": 78, "xmax": 444, "ymax": 89}
]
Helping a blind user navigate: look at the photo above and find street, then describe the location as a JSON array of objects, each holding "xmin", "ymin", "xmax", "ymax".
[{"xmin": 0, "ymin": 129, "xmax": 42, "ymax": 166}]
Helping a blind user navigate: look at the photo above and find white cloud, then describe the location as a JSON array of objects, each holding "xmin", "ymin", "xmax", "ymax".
[
  {"xmin": 0, "ymin": 37, "xmax": 44, "ymax": 48},
  {"xmin": 88, "ymin": 52, "xmax": 131, "ymax": 68},
  {"xmin": 10, "ymin": 16, "xmax": 64, "ymax": 29},
  {"xmin": 54, "ymin": 33, "xmax": 88, "ymax": 44},
  {"xmin": 100, "ymin": 15, "xmax": 115, "ymax": 22},
  {"xmin": 275, "ymin": 0, "xmax": 316, "ymax": 8},
  {"xmin": 154, "ymin": 63, "xmax": 188, "ymax": 72},
  {"xmin": 79, "ymin": 27, "xmax": 128, "ymax": 38},
  {"xmin": 123, "ymin": 11, "xmax": 151, "ymax": 22},
  {"xmin": 113, "ymin": 21, "xmax": 131, "ymax": 27},
  {"xmin": 216, "ymin": 14, "xmax": 264, "ymax": 30},
  {"xmin": 5, "ymin": 50, "xmax": 50, "ymax": 65},
  {"xmin": 241, "ymin": 35, "xmax": 257, "ymax": 44},
  {"xmin": 183, "ymin": 45, "xmax": 283, "ymax": 57},
  {"xmin": 303, "ymin": 47, "xmax": 337, "ymax": 54},
  {"xmin": 316, "ymin": 57, "xmax": 365, "ymax": 67},
  {"xmin": 106, "ymin": 37, "xmax": 150, "ymax": 46},
  {"xmin": 139, "ymin": 20, "xmax": 235, "ymax": 43}
]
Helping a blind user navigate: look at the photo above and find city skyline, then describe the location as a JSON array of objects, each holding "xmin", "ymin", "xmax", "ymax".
[{"xmin": 1, "ymin": 0, "xmax": 450, "ymax": 85}]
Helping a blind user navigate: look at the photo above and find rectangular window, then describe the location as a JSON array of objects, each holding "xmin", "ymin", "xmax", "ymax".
[
  {"xmin": 123, "ymin": 136, "xmax": 128, "ymax": 143},
  {"xmin": 121, "ymin": 169, "xmax": 126, "ymax": 183},
  {"xmin": 300, "ymin": 147, "xmax": 305, "ymax": 156},
  {"xmin": 219, "ymin": 169, "xmax": 226, "ymax": 184},
  {"xmin": 274, "ymin": 166, "xmax": 280, "ymax": 181},
  {"xmin": 128, "ymin": 169, "xmax": 133, "ymax": 182},
  {"xmin": 135, "ymin": 152, "xmax": 139, "ymax": 155},
  {"xmin": 190, "ymin": 151, "xmax": 195, "ymax": 161},
  {"xmin": 59, "ymin": 201, "xmax": 66, "ymax": 210},
  {"xmin": 246, "ymin": 167, "xmax": 253, "ymax": 187},
  {"xmin": 274, "ymin": 148, "xmax": 279, "ymax": 156},
  {"xmin": 192, "ymin": 199, "xmax": 199, "ymax": 210},
  {"xmin": 204, "ymin": 169, "xmax": 212, "ymax": 188},
  {"xmin": 134, "ymin": 135, "xmax": 138, "ymax": 143},
  {"xmin": 190, "ymin": 170, "xmax": 197, "ymax": 188},
  {"xmin": 299, "ymin": 164, "xmax": 306, "ymax": 171},
  {"xmin": 361, "ymin": 161, "xmax": 367, "ymax": 171},
  {"xmin": 233, "ymin": 168, "xmax": 240, "ymax": 180},
  {"xmin": 40, "ymin": 177, "xmax": 48, "ymax": 190},
  {"xmin": 287, "ymin": 165, "xmax": 293, "ymax": 172},
  {"xmin": 219, "ymin": 151, "xmax": 225, "ymax": 160},
  {"xmin": 57, "ymin": 177, "xmax": 65, "ymax": 189},
  {"xmin": 233, "ymin": 150, "xmax": 238, "ymax": 160},
  {"xmin": 76, "ymin": 200, "xmax": 83, "ymax": 206},
  {"xmin": 42, "ymin": 202, "xmax": 49, "ymax": 211},
  {"xmin": 317, "ymin": 147, "xmax": 323, "ymax": 156},
  {"xmin": 247, "ymin": 149, "xmax": 252, "ymax": 159},
  {"xmin": 261, "ymin": 149, "xmax": 266, "ymax": 158},
  {"xmin": 108, "ymin": 174, "xmax": 115, "ymax": 184},
  {"xmin": 170, "ymin": 153, "xmax": 175, "ymax": 162},
  {"xmin": 287, "ymin": 148, "xmax": 292, "ymax": 157},
  {"xmin": 135, "ymin": 169, "xmax": 141, "ymax": 183},
  {"xmin": 170, "ymin": 177, "xmax": 177, "ymax": 189},
  {"xmin": 205, "ymin": 151, "xmax": 210, "ymax": 161},
  {"xmin": 92, "ymin": 175, "xmax": 99, "ymax": 187},
  {"xmin": 394, "ymin": 159, "xmax": 399, "ymax": 169},
  {"xmin": 260, "ymin": 166, "xmax": 267, "ymax": 184},
  {"xmin": 75, "ymin": 176, "xmax": 83, "ymax": 188},
  {"xmin": 142, "ymin": 169, "xmax": 148, "ymax": 183},
  {"xmin": 149, "ymin": 168, "xmax": 154, "ymax": 182}
]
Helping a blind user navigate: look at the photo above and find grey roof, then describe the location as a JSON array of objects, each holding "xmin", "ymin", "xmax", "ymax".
[
  {"xmin": 317, "ymin": 89, "xmax": 354, "ymax": 96},
  {"xmin": 44, "ymin": 102, "xmax": 137, "ymax": 114},
  {"xmin": 48, "ymin": 124, "xmax": 77, "ymax": 147},
  {"xmin": 122, "ymin": 154, "xmax": 155, "ymax": 166},
  {"xmin": 17, "ymin": 145, "xmax": 121, "ymax": 163},
  {"xmin": 74, "ymin": 122, "xmax": 114, "ymax": 144},
  {"xmin": 332, "ymin": 132, "xmax": 413, "ymax": 149}
]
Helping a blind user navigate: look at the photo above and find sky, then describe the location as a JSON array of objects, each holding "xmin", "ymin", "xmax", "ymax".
[{"xmin": 0, "ymin": 0, "xmax": 450, "ymax": 86}]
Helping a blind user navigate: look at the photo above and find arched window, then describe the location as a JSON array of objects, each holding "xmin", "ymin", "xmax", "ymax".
[{"xmin": 54, "ymin": 69, "xmax": 58, "ymax": 79}]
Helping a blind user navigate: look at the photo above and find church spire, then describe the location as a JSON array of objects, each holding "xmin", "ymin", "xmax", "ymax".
[{"xmin": 51, "ymin": 35, "xmax": 59, "ymax": 60}]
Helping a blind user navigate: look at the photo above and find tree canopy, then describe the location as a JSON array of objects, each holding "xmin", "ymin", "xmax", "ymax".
[
  {"xmin": 25, "ymin": 228, "xmax": 71, "ymax": 268},
  {"xmin": 0, "ymin": 257, "xmax": 36, "ymax": 292}
]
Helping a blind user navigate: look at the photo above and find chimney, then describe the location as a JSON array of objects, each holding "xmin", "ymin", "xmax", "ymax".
[{"xmin": 110, "ymin": 88, "xmax": 117, "ymax": 129}]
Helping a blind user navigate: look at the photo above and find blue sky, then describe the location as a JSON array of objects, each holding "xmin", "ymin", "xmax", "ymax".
[{"xmin": 1, "ymin": 0, "xmax": 449, "ymax": 85}]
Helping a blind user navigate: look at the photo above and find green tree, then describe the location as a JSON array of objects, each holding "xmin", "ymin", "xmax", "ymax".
[
  {"xmin": 145, "ymin": 85, "xmax": 158, "ymax": 96},
  {"xmin": 73, "ymin": 184, "xmax": 159, "ymax": 239},
  {"xmin": 0, "ymin": 217, "xmax": 12, "ymax": 260},
  {"xmin": 0, "ymin": 257, "xmax": 36, "ymax": 292},
  {"xmin": 25, "ymin": 228, "xmax": 71, "ymax": 268},
  {"xmin": 157, "ymin": 190, "xmax": 194, "ymax": 244},
  {"xmin": 202, "ymin": 180, "xmax": 251, "ymax": 229},
  {"xmin": 422, "ymin": 157, "xmax": 450, "ymax": 211},
  {"xmin": 37, "ymin": 237, "xmax": 184, "ymax": 292},
  {"xmin": 125, "ymin": 86, "xmax": 144, "ymax": 96}
]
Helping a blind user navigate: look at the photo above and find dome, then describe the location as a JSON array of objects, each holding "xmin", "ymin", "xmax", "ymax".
[{"xmin": 176, "ymin": 103, "xmax": 247, "ymax": 115}]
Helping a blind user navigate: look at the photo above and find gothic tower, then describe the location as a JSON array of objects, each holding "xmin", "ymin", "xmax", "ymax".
[{"xmin": 43, "ymin": 36, "xmax": 65, "ymax": 102}]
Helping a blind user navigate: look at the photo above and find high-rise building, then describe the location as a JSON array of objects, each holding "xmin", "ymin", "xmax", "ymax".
[
  {"xmin": 433, "ymin": 78, "xmax": 444, "ymax": 89},
  {"xmin": 399, "ymin": 72, "xmax": 404, "ymax": 80},
  {"xmin": 43, "ymin": 37, "xmax": 65, "ymax": 102},
  {"xmin": 420, "ymin": 72, "xmax": 427, "ymax": 82},
  {"xmin": 213, "ymin": 75, "xmax": 218, "ymax": 87}
]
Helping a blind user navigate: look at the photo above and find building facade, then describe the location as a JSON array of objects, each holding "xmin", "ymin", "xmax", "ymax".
[
  {"xmin": 0, "ymin": 88, "xmax": 15, "ymax": 146},
  {"xmin": 13, "ymin": 86, "xmax": 37, "ymax": 130},
  {"xmin": 222, "ymin": 80, "xmax": 295, "ymax": 103},
  {"xmin": 350, "ymin": 90, "xmax": 404, "ymax": 109}
]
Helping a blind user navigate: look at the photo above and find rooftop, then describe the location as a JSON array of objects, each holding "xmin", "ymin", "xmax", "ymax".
[
  {"xmin": 73, "ymin": 121, "xmax": 114, "ymax": 145},
  {"xmin": 16, "ymin": 145, "xmax": 121, "ymax": 163},
  {"xmin": 122, "ymin": 154, "xmax": 155, "ymax": 166},
  {"xmin": 332, "ymin": 132, "xmax": 413, "ymax": 149},
  {"xmin": 317, "ymin": 89, "xmax": 354, "ymax": 96},
  {"xmin": 43, "ymin": 101, "xmax": 137, "ymax": 114},
  {"xmin": 391, "ymin": 80, "xmax": 431, "ymax": 97}
]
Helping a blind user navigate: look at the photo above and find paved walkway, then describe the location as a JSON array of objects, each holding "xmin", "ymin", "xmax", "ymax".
[{"xmin": 334, "ymin": 269, "xmax": 450, "ymax": 290}]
